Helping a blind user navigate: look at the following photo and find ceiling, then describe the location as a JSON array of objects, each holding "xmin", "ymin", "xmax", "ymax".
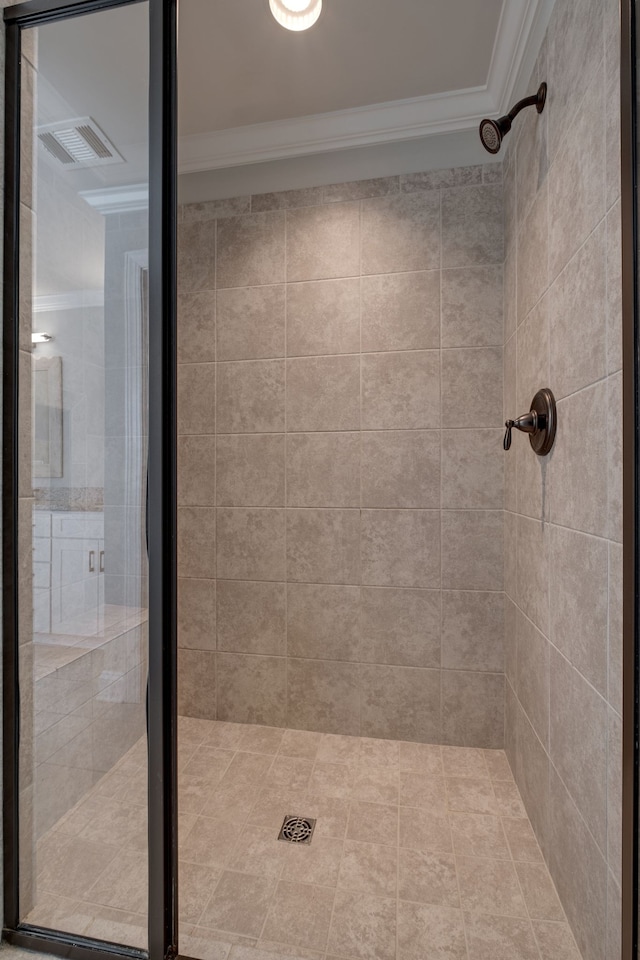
[
  {"xmin": 29, "ymin": 0, "xmax": 555, "ymax": 202},
  {"xmin": 178, "ymin": 0, "xmax": 504, "ymax": 135}
]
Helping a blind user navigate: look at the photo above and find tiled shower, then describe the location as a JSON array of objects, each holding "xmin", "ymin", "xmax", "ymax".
[
  {"xmin": 172, "ymin": 0, "xmax": 622, "ymax": 955},
  {"xmin": 9, "ymin": 0, "xmax": 623, "ymax": 956}
]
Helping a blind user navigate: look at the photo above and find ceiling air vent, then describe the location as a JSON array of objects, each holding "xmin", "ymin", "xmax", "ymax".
[{"xmin": 37, "ymin": 117, "xmax": 123, "ymax": 168}]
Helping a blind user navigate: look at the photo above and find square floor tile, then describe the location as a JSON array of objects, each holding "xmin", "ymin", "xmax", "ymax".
[
  {"xmin": 398, "ymin": 849, "xmax": 459, "ymax": 907},
  {"xmin": 262, "ymin": 881, "xmax": 335, "ymax": 952},
  {"xmin": 199, "ymin": 870, "xmax": 275, "ymax": 938},
  {"xmin": 457, "ymin": 857, "xmax": 528, "ymax": 917},
  {"xmin": 338, "ymin": 840, "xmax": 398, "ymax": 897},
  {"xmin": 327, "ymin": 889, "xmax": 397, "ymax": 960}
]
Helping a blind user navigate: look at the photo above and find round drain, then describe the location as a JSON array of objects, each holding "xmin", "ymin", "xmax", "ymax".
[{"xmin": 279, "ymin": 815, "xmax": 316, "ymax": 844}]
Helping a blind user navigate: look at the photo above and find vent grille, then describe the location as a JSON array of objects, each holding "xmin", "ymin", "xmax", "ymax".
[{"xmin": 37, "ymin": 118, "xmax": 123, "ymax": 169}]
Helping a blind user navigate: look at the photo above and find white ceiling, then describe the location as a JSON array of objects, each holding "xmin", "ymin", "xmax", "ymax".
[{"xmin": 178, "ymin": 0, "xmax": 504, "ymax": 135}]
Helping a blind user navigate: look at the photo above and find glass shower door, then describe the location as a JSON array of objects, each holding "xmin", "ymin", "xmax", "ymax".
[{"xmin": 3, "ymin": 0, "xmax": 177, "ymax": 957}]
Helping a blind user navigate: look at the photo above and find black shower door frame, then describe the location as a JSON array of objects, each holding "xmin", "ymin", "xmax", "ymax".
[
  {"xmin": 621, "ymin": 0, "xmax": 640, "ymax": 958},
  {"xmin": 1, "ymin": 1, "xmax": 178, "ymax": 959}
]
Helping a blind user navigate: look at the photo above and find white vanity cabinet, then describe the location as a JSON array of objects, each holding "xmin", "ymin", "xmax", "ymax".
[{"xmin": 33, "ymin": 511, "xmax": 105, "ymax": 636}]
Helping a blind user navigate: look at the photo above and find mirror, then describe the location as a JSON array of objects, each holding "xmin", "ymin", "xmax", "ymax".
[{"xmin": 32, "ymin": 355, "xmax": 63, "ymax": 478}]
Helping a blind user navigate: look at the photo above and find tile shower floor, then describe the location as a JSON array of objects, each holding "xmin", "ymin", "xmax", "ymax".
[{"xmin": 27, "ymin": 717, "xmax": 583, "ymax": 960}]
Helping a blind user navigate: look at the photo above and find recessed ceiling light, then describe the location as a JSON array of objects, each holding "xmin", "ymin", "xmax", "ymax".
[{"xmin": 269, "ymin": 0, "xmax": 322, "ymax": 32}]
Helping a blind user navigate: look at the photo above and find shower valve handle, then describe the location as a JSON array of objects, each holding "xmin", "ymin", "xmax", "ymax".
[
  {"xmin": 503, "ymin": 388, "xmax": 557, "ymax": 456},
  {"xmin": 503, "ymin": 411, "xmax": 539, "ymax": 450}
]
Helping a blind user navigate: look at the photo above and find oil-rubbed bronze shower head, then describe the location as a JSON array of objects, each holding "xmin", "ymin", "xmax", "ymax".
[{"xmin": 479, "ymin": 82, "xmax": 547, "ymax": 155}]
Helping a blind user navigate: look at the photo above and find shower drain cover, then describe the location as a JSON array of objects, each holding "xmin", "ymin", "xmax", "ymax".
[{"xmin": 278, "ymin": 815, "xmax": 316, "ymax": 844}]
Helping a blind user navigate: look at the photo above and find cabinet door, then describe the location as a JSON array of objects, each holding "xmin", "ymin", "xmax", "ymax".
[{"xmin": 50, "ymin": 537, "xmax": 101, "ymax": 635}]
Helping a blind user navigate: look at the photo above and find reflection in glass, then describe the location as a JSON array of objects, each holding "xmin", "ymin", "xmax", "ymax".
[{"xmin": 18, "ymin": 5, "xmax": 150, "ymax": 946}]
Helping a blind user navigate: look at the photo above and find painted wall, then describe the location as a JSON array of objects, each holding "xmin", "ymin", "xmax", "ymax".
[
  {"xmin": 502, "ymin": 0, "xmax": 622, "ymax": 956},
  {"xmin": 177, "ymin": 164, "xmax": 507, "ymax": 747}
]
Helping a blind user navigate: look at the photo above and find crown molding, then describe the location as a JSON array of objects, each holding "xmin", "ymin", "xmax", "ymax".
[
  {"xmin": 178, "ymin": 0, "xmax": 552, "ymax": 174},
  {"xmin": 79, "ymin": 183, "xmax": 148, "ymax": 214},
  {"xmin": 179, "ymin": 85, "xmax": 494, "ymax": 173},
  {"xmin": 33, "ymin": 290, "xmax": 103, "ymax": 313},
  {"xmin": 486, "ymin": 0, "xmax": 556, "ymax": 111}
]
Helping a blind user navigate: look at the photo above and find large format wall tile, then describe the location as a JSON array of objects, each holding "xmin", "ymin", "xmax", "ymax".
[
  {"xmin": 287, "ymin": 583, "xmax": 361, "ymax": 661},
  {"xmin": 441, "ymin": 265, "xmax": 504, "ymax": 348},
  {"xmin": 361, "ymin": 431, "xmax": 440, "ymax": 509},
  {"xmin": 216, "ymin": 211, "xmax": 285, "ymax": 288},
  {"xmin": 216, "ymin": 285, "xmax": 285, "ymax": 361},
  {"xmin": 360, "ymin": 587, "xmax": 440, "ymax": 668},
  {"xmin": 548, "ymin": 61, "xmax": 605, "ymax": 281},
  {"xmin": 286, "ymin": 278, "xmax": 360, "ymax": 357},
  {"xmin": 441, "ymin": 590, "xmax": 504, "ymax": 672},
  {"xmin": 361, "ymin": 271, "xmax": 440, "ymax": 352},
  {"xmin": 441, "ymin": 510, "xmax": 503, "ymax": 591},
  {"xmin": 216, "ymin": 580, "xmax": 286, "ymax": 656},
  {"xmin": 441, "ymin": 185, "xmax": 504, "ymax": 266},
  {"xmin": 217, "ymin": 654, "xmax": 287, "ymax": 727},
  {"xmin": 549, "ymin": 648, "xmax": 608, "ymax": 854},
  {"xmin": 361, "ymin": 509, "xmax": 440, "ymax": 588},
  {"xmin": 516, "ymin": 297, "xmax": 549, "ymax": 415},
  {"xmin": 548, "ymin": 222, "xmax": 607, "ymax": 399},
  {"xmin": 515, "ymin": 515, "xmax": 549, "ymax": 636},
  {"xmin": 287, "ymin": 509, "xmax": 361, "ymax": 585},
  {"xmin": 286, "ymin": 433, "xmax": 360, "ymax": 508},
  {"xmin": 178, "ymin": 291, "xmax": 216, "ymax": 363},
  {"xmin": 547, "ymin": 766, "xmax": 607, "ymax": 960},
  {"xmin": 178, "ymin": 507, "xmax": 216, "ymax": 580},
  {"xmin": 441, "ymin": 347, "xmax": 503, "ymax": 428},
  {"xmin": 287, "ymin": 659, "xmax": 360, "ymax": 735},
  {"xmin": 286, "ymin": 201, "xmax": 360, "ymax": 281},
  {"xmin": 178, "ymin": 436, "xmax": 216, "ymax": 506},
  {"xmin": 441, "ymin": 671, "xmax": 505, "ymax": 748},
  {"xmin": 549, "ymin": 524, "xmax": 608, "ymax": 695},
  {"xmin": 216, "ymin": 434, "xmax": 285, "ymax": 507},
  {"xmin": 361, "ymin": 351, "xmax": 440, "ymax": 430},
  {"xmin": 216, "ymin": 508, "xmax": 285, "ymax": 581},
  {"xmin": 216, "ymin": 360, "xmax": 285, "ymax": 434},
  {"xmin": 177, "ymin": 363, "xmax": 215, "ymax": 435},
  {"xmin": 517, "ymin": 184, "xmax": 548, "ymax": 324},
  {"xmin": 441, "ymin": 430, "xmax": 504, "ymax": 509},
  {"xmin": 515, "ymin": 609, "xmax": 550, "ymax": 749},
  {"xmin": 178, "ymin": 649, "xmax": 216, "ymax": 719},
  {"xmin": 287, "ymin": 356, "xmax": 360, "ymax": 432},
  {"xmin": 360, "ymin": 664, "xmax": 441, "ymax": 742},
  {"xmin": 361, "ymin": 192, "xmax": 440, "ymax": 275},
  {"xmin": 178, "ymin": 220, "xmax": 215, "ymax": 291},
  {"xmin": 549, "ymin": 380, "xmax": 608, "ymax": 537},
  {"xmin": 178, "ymin": 578, "xmax": 216, "ymax": 651}
]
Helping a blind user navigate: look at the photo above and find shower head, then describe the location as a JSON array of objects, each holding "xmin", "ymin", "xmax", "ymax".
[{"xmin": 479, "ymin": 82, "xmax": 547, "ymax": 155}]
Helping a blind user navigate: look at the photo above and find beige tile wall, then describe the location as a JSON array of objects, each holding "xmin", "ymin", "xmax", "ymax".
[
  {"xmin": 177, "ymin": 164, "xmax": 506, "ymax": 748},
  {"xmin": 502, "ymin": 0, "xmax": 622, "ymax": 956}
]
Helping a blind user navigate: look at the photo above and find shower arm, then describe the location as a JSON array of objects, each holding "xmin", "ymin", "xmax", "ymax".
[
  {"xmin": 494, "ymin": 83, "xmax": 547, "ymax": 136},
  {"xmin": 505, "ymin": 92, "xmax": 541, "ymax": 124}
]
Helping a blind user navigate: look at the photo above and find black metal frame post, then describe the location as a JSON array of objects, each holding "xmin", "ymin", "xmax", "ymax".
[
  {"xmin": 147, "ymin": 0, "xmax": 178, "ymax": 955},
  {"xmin": 621, "ymin": 0, "xmax": 639, "ymax": 958},
  {"xmin": 1, "ymin": 1, "xmax": 177, "ymax": 959}
]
